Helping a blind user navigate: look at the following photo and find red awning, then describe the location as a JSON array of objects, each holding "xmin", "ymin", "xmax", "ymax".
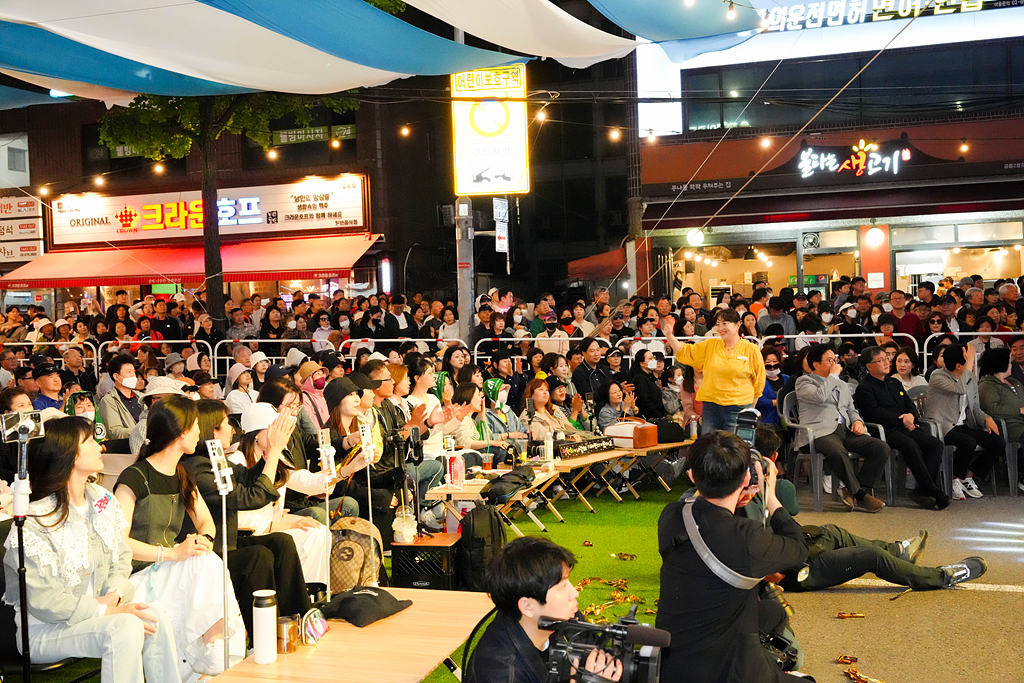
[
  {"xmin": 567, "ymin": 248, "xmax": 626, "ymax": 281},
  {"xmin": 0, "ymin": 234, "xmax": 380, "ymax": 289}
]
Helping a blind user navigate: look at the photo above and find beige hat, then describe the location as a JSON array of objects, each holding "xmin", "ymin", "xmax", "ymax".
[
  {"xmin": 249, "ymin": 351, "xmax": 269, "ymax": 366},
  {"xmin": 228, "ymin": 362, "xmax": 251, "ymax": 388},
  {"xmin": 141, "ymin": 376, "xmax": 187, "ymax": 399},
  {"xmin": 298, "ymin": 360, "xmax": 322, "ymax": 384},
  {"xmin": 240, "ymin": 402, "xmax": 279, "ymax": 434}
]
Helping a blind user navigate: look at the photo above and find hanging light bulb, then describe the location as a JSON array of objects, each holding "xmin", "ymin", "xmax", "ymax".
[
  {"xmin": 684, "ymin": 251, "xmax": 693, "ymax": 259},
  {"xmin": 727, "ymin": 1, "xmax": 736, "ymax": 19},
  {"xmin": 609, "ymin": 128, "xmax": 621, "ymax": 141},
  {"xmin": 153, "ymin": 163, "xmax": 164, "ymax": 174},
  {"xmin": 38, "ymin": 186, "xmax": 48, "ymax": 195},
  {"xmin": 761, "ymin": 137, "xmax": 771, "ymax": 148},
  {"xmin": 331, "ymin": 139, "xmax": 341, "ymax": 148},
  {"xmin": 400, "ymin": 126, "xmax": 411, "ymax": 136},
  {"xmin": 687, "ymin": 229, "xmax": 705, "ymax": 246},
  {"xmin": 536, "ymin": 110, "xmax": 547, "ymax": 121},
  {"xmin": 960, "ymin": 139, "xmax": 969, "ymax": 153},
  {"xmin": 94, "ymin": 176, "xmax": 105, "ymax": 186},
  {"xmin": 267, "ymin": 149, "xmax": 278, "ymax": 160},
  {"xmin": 647, "ymin": 130, "xmax": 657, "ymax": 143}
]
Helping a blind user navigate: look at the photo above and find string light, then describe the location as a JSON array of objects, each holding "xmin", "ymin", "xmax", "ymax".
[
  {"xmin": 400, "ymin": 126, "xmax": 411, "ymax": 136},
  {"xmin": 711, "ymin": 260, "xmax": 719, "ymax": 267},
  {"xmin": 766, "ymin": 260, "xmax": 773, "ymax": 267},
  {"xmin": 960, "ymin": 138, "xmax": 969, "ymax": 153},
  {"xmin": 609, "ymin": 128, "xmax": 621, "ymax": 141},
  {"xmin": 93, "ymin": 176, "xmax": 104, "ymax": 186},
  {"xmin": 331, "ymin": 139, "xmax": 341, "ymax": 148},
  {"xmin": 727, "ymin": 1, "xmax": 736, "ymax": 19},
  {"xmin": 536, "ymin": 110, "xmax": 547, "ymax": 121},
  {"xmin": 761, "ymin": 137, "xmax": 771, "ymax": 148},
  {"xmin": 647, "ymin": 130, "xmax": 657, "ymax": 143},
  {"xmin": 153, "ymin": 163, "xmax": 164, "ymax": 174},
  {"xmin": 38, "ymin": 187, "xmax": 48, "ymax": 195},
  {"xmin": 684, "ymin": 252, "xmax": 693, "ymax": 259},
  {"xmin": 267, "ymin": 149, "xmax": 278, "ymax": 160}
]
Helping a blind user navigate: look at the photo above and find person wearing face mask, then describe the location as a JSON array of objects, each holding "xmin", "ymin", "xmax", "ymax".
[
  {"xmin": 837, "ymin": 303, "xmax": 866, "ymax": 349},
  {"xmin": 297, "ymin": 360, "xmax": 330, "ymax": 429},
  {"xmin": 535, "ymin": 306, "xmax": 572, "ymax": 355},
  {"xmin": 756, "ymin": 347, "xmax": 788, "ymax": 429},
  {"xmin": 629, "ymin": 350, "xmax": 667, "ymax": 420},
  {"xmin": 98, "ymin": 355, "xmax": 143, "ymax": 440},
  {"xmin": 63, "ymin": 390, "xmax": 108, "ymax": 445}
]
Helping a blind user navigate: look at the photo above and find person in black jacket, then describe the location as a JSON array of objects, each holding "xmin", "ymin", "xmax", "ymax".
[
  {"xmin": 629, "ymin": 349, "xmax": 666, "ymax": 420},
  {"xmin": 182, "ymin": 399, "xmax": 311, "ymax": 637},
  {"xmin": 570, "ymin": 337, "xmax": 611, "ymax": 399},
  {"xmin": 657, "ymin": 431, "xmax": 808, "ymax": 683},
  {"xmin": 854, "ymin": 346, "xmax": 949, "ymax": 510},
  {"xmin": 465, "ymin": 536, "xmax": 622, "ymax": 683}
]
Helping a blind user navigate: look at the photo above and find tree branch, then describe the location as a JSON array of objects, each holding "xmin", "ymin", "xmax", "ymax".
[{"xmin": 212, "ymin": 93, "xmax": 255, "ymax": 136}]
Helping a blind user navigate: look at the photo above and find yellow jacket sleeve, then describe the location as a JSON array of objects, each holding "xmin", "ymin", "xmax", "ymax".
[
  {"xmin": 747, "ymin": 340, "xmax": 766, "ymax": 401},
  {"xmin": 674, "ymin": 340, "xmax": 709, "ymax": 369}
]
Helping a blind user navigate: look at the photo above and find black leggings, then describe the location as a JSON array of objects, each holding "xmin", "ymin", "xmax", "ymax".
[
  {"xmin": 944, "ymin": 425, "xmax": 1003, "ymax": 480},
  {"xmin": 229, "ymin": 533, "xmax": 311, "ymax": 637}
]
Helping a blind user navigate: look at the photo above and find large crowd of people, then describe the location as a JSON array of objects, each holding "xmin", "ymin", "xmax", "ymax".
[{"xmin": 0, "ymin": 271, "xmax": 1021, "ymax": 680}]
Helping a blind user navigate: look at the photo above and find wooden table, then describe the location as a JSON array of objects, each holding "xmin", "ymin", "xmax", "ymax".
[
  {"xmin": 426, "ymin": 469, "xmax": 559, "ymax": 536},
  {"xmin": 550, "ymin": 449, "xmax": 633, "ymax": 512},
  {"xmin": 214, "ymin": 588, "xmax": 494, "ymax": 682},
  {"xmin": 600, "ymin": 440, "xmax": 694, "ymax": 497}
]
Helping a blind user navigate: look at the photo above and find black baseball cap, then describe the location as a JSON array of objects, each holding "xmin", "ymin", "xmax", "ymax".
[
  {"xmin": 348, "ymin": 372, "xmax": 382, "ymax": 390},
  {"xmin": 32, "ymin": 363, "xmax": 60, "ymax": 380}
]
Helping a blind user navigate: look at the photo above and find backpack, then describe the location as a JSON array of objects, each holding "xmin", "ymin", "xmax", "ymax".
[
  {"xmin": 329, "ymin": 516, "xmax": 388, "ymax": 594},
  {"xmin": 459, "ymin": 503, "xmax": 507, "ymax": 592},
  {"xmin": 481, "ymin": 465, "xmax": 535, "ymax": 505}
]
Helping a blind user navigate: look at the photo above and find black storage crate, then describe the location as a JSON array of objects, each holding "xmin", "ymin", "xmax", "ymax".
[{"xmin": 391, "ymin": 534, "xmax": 459, "ymax": 590}]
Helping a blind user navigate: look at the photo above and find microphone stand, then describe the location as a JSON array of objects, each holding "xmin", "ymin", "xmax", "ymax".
[
  {"xmin": 209, "ymin": 444, "xmax": 235, "ymax": 674},
  {"xmin": 357, "ymin": 420, "xmax": 379, "ymax": 588},
  {"xmin": 13, "ymin": 421, "xmax": 31, "ymax": 683},
  {"xmin": 315, "ymin": 434, "xmax": 336, "ymax": 598}
]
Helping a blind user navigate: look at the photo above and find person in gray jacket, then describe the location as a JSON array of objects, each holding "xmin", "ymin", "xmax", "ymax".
[
  {"xmin": 97, "ymin": 355, "xmax": 143, "ymax": 441},
  {"xmin": 4, "ymin": 417, "xmax": 180, "ymax": 682},
  {"xmin": 794, "ymin": 344, "xmax": 889, "ymax": 513},
  {"xmin": 926, "ymin": 343, "xmax": 1004, "ymax": 500}
]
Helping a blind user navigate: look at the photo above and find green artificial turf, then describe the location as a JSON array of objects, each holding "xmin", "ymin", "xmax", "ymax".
[{"xmin": 424, "ymin": 482, "xmax": 687, "ymax": 683}]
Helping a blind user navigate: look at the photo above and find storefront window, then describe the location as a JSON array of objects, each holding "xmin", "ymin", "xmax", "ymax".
[
  {"xmin": 890, "ymin": 225, "xmax": 955, "ymax": 246},
  {"xmin": 957, "ymin": 222, "xmax": 1023, "ymax": 243}
]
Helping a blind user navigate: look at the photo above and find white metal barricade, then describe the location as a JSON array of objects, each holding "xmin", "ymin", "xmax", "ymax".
[
  {"xmin": 920, "ymin": 330, "xmax": 1020, "ymax": 368},
  {"xmin": 0, "ymin": 340, "xmax": 101, "ymax": 379},
  {"xmin": 756, "ymin": 332, "xmax": 921, "ymax": 357}
]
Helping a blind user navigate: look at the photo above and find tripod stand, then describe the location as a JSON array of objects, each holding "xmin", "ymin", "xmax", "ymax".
[{"xmin": 207, "ymin": 440, "xmax": 235, "ymax": 674}]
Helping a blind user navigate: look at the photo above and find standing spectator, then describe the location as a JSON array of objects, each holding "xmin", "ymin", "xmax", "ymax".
[
  {"xmin": 795, "ymin": 344, "xmax": 889, "ymax": 512},
  {"xmin": 150, "ymin": 299, "xmax": 181, "ymax": 341},
  {"xmin": 925, "ymin": 343, "xmax": 1003, "ymax": 500},
  {"xmin": 259, "ymin": 306, "xmax": 286, "ymax": 358},
  {"xmin": 383, "ymin": 294, "xmax": 415, "ymax": 340},
  {"xmin": 670, "ymin": 309, "xmax": 766, "ymax": 434},
  {"xmin": 225, "ymin": 308, "xmax": 257, "ymax": 340},
  {"xmin": 855, "ymin": 346, "xmax": 948, "ymax": 509},
  {"xmin": 755, "ymin": 298, "xmax": 797, "ymax": 350},
  {"xmin": 889, "ymin": 289, "xmax": 925, "ymax": 344}
]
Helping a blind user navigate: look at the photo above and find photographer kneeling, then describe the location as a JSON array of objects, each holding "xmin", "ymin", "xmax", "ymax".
[
  {"xmin": 465, "ymin": 536, "xmax": 622, "ymax": 683},
  {"xmin": 657, "ymin": 431, "xmax": 809, "ymax": 683}
]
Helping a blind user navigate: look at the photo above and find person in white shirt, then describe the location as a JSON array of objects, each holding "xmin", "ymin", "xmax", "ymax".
[{"xmin": 224, "ymin": 363, "xmax": 259, "ymax": 414}]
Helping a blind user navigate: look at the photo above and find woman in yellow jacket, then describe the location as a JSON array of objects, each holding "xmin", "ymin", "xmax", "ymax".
[{"xmin": 667, "ymin": 308, "xmax": 765, "ymax": 434}]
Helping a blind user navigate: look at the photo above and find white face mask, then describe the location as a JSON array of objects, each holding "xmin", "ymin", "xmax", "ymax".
[
  {"xmin": 766, "ymin": 368, "xmax": 781, "ymax": 379},
  {"xmin": 871, "ymin": 313, "xmax": 881, "ymax": 324},
  {"xmin": 883, "ymin": 303, "xmax": 893, "ymax": 312},
  {"xmin": 736, "ymin": 308, "xmax": 746, "ymax": 316},
  {"xmin": 341, "ymin": 319, "xmax": 350, "ymax": 328},
  {"xmin": 120, "ymin": 376, "xmax": 138, "ymax": 390},
  {"xmin": 821, "ymin": 313, "xmax": 833, "ymax": 323},
  {"xmin": 846, "ymin": 311, "xmax": 857, "ymax": 321},
  {"xmin": 673, "ymin": 376, "xmax": 684, "ymax": 387},
  {"xmin": 287, "ymin": 320, "xmax": 297, "ymax": 330},
  {"xmin": 647, "ymin": 359, "xmax": 657, "ymax": 370},
  {"xmin": 513, "ymin": 314, "xmax": 523, "ymax": 324},
  {"xmin": 81, "ymin": 410, "xmax": 95, "ymax": 422}
]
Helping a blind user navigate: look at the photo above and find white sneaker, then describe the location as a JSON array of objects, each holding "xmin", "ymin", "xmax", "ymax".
[
  {"xmin": 951, "ymin": 478, "xmax": 967, "ymax": 501},
  {"xmin": 823, "ymin": 476, "xmax": 833, "ymax": 495},
  {"xmin": 961, "ymin": 477, "xmax": 983, "ymax": 498}
]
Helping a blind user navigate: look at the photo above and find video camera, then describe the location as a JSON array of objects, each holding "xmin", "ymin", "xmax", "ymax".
[
  {"xmin": 539, "ymin": 605, "xmax": 669, "ymax": 683},
  {"xmin": 733, "ymin": 408, "xmax": 769, "ymax": 487}
]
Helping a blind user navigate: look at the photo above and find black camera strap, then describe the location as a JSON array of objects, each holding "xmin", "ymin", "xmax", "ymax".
[{"xmin": 681, "ymin": 498, "xmax": 761, "ymax": 590}]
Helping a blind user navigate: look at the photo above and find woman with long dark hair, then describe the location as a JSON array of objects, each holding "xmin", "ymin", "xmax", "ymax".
[
  {"xmin": 114, "ymin": 395, "xmax": 245, "ymax": 678},
  {"xmin": 3, "ymin": 417, "xmax": 180, "ymax": 682}
]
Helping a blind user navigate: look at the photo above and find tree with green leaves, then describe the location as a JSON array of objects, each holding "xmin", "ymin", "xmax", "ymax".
[
  {"xmin": 99, "ymin": 93, "xmax": 358, "ymax": 332},
  {"xmin": 98, "ymin": 0, "xmax": 405, "ymax": 331}
]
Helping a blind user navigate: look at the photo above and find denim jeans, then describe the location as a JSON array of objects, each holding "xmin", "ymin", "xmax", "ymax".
[{"xmin": 700, "ymin": 402, "xmax": 747, "ymax": 435}]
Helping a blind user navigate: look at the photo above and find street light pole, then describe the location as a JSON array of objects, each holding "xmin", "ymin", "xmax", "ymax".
[{"xmin": 455, "ymin": 196, "xmax": 475, "ymax": 342}]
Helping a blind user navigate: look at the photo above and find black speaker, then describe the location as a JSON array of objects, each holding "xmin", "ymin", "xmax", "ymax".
[{"xmin": 651, "ymin": 247, "xmax": 673, "ymax": 299}]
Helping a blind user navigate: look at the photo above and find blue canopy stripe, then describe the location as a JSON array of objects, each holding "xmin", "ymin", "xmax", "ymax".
[
  {"xmin": 199, "ymin": 0, "xmax": 527, "ymax": 75},
  {"xmin": 586, "ymin": 0, "xmax": 762, "ymax": 43},
  {"xmin": 0, "ymin": 22, "xmax": 249, "ymax": 96},
  {"xmin": 0, "ymin": 84, "xmax": 61, "ymax": 110}
]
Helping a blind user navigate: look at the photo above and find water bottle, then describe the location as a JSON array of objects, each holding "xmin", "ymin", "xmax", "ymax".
[
  {"xmin": 544, "ymin": 433, "xmax": 554, "ymax": 461},
  {"xmin": 689, "ymin": 419, "xmax": 698, "ymax": 439},
  {"xmin": 253, "ymin": 589, "xmax": 278, "ymax": 664}
]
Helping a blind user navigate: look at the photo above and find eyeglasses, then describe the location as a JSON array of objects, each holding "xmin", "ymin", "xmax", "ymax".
[
  {"xmin": 764, "ymin": 364, "xmax": 780, "ymax": 370},
  {"xmin": 929, "ymin": 319, "xmax": 943, "ymax": 324}
]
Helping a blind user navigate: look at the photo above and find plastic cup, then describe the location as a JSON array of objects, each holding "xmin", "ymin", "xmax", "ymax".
[{"xmin": 481, "ymin": 453, "xmax": 494, "ymax": 470}]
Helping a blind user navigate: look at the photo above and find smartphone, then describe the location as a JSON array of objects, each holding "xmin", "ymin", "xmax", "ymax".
[
  {"xmin": 206, "ymin": 439, "xmax": 230, "ymax": 473},
  {"xmin": 358, "ymin": 423, "xmax": 376, "ymax": 463},
  {"xmin": 1, "ymin": 412, "xmax": 43, "ymax": 443},
  {"xmin": 317, "ymin": 428, "xmax": 332, "ymax": 449}
]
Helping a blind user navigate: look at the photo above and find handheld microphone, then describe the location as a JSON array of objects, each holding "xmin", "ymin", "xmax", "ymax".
[{"xmin": 537, "ymin": 617, "xmax": 671, "ymax": 649}]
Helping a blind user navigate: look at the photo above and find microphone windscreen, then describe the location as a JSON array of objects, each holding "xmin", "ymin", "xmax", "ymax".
[{"xmin": 624, "ymin": 624, "xmax": 671, "ymax": 648}]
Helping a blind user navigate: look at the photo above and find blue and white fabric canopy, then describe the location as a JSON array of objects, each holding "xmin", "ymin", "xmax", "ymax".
[{"xmin": 0, "ymin": 0, "xmax": 764, "ymax": 99}]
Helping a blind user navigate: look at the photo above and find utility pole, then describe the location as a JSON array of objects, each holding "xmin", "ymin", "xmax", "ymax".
[{"xmin": 455, "ymin": 196, "xmax": 475, "ymax": 342}]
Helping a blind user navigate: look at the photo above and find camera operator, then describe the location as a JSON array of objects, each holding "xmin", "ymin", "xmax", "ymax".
[
  {"xmin": 465, "ymin": 536, "xmax": 622, "ymax": 683},
  {"xmin": 657, "ymin": 431, "xmax": 808, "ymax": 683}
]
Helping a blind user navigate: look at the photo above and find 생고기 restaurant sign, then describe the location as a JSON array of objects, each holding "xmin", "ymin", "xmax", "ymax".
[{"xmin": 50, "ymin": 175, "xmax": 367, "ymax": 249}]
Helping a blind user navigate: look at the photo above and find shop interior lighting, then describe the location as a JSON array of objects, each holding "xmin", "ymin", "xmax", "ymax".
[
  {"xmin": 1016, "ymin": 245, "xmax": 1022, "ymax": 251},
  {"xmin": 744, "ymin": 246, "xmax": 755, "ymax": 260},
  {"xmin": 711, "ymin": 260, "xmax": 719, "ymax": 267},
  {"xmin": 953, "ymin": 247, "xmax": 961, "ymax": 253},
  {"xmin": 684, "ymin": 251, "xmax": 693, "ymax": 259},
  {"xmin": 766, "ymin": 260, "xmax": 773, "ymax": 267}
]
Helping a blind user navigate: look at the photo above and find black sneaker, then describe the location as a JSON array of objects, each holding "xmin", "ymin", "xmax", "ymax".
[
  {"xmin": 934, "ymin": 491, "xmax": 951, "ymax": 510},
  {"xmin": 898, "ymin": 530, "xmax": 928, "ymax": 564},
  {"xmin": 941, "ymin": 556, "xmax": 988, "ymax": 588}
]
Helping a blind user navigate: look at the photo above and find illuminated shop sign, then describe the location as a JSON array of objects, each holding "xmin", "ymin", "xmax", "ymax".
[
  {"xmin": 51, "ymin": 176, "xmax": 367, "ymax": 247},
  {"xmin": 758, "ymin": 0, "xmax": 985, "ymax": 32},
  {"xmin": 798, "ymin": 140, "xmax": 911, "ymax": 178}
]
